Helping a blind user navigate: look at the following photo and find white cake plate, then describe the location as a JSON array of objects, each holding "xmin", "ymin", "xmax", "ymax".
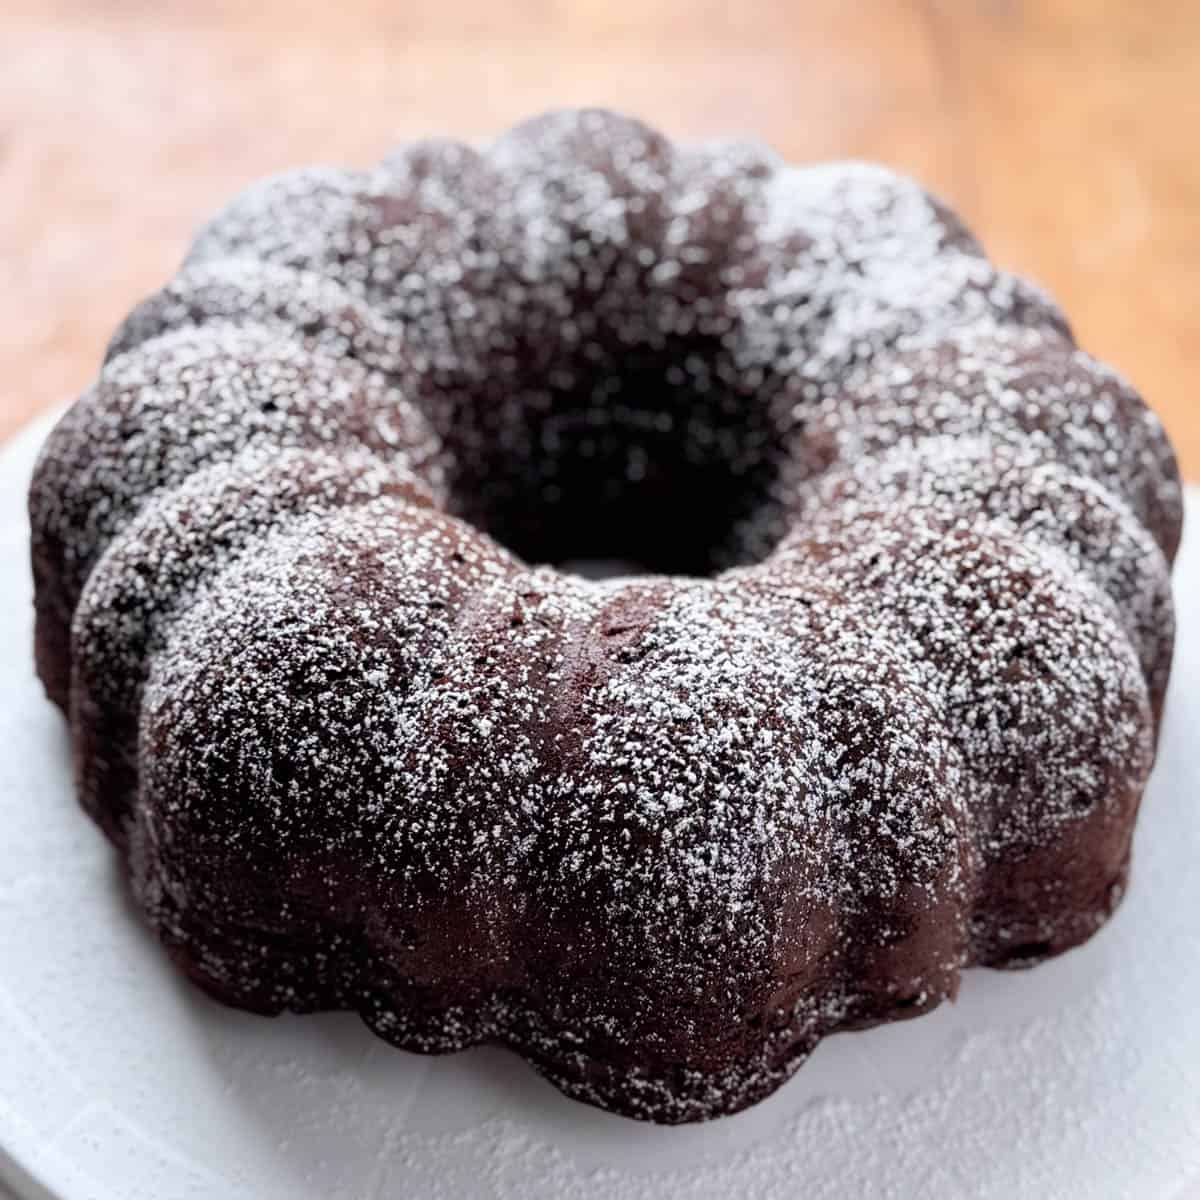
[{"xmin": 1, "ymin": 413, "xmax": 1198, "ymax": 1200}]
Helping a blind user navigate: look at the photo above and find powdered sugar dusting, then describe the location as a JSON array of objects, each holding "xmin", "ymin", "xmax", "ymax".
[{"xmin": 28, "ymin": 108, "xmax": 1182, "ymax": 1123}]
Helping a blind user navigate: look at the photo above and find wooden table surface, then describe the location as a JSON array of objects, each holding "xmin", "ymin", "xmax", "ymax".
[{"xmin": 3, "ymin": 0, "xmax": 1197, "ymax": 478}]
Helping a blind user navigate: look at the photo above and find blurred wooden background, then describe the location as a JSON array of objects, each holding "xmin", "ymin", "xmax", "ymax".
[{"xmin": 2, "ymin": 0, "xmax": 1196, "ymax": 477}]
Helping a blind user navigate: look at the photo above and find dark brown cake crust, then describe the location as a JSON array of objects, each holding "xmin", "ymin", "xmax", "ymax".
[{"xmin": 29, "ymin": 109, "xmax": 1182, "ymax": 1122}]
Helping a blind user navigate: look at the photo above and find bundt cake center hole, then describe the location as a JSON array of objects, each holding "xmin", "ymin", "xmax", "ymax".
[
  {"xmin": 444, "ymin": 381, "xmax": 788, "ymax": 579},
  {"xmin": 471, "ymin": 430, "xmax": 783, "ymax": 578},
  {"xmin": 558, "ymin": 555, "xmax": 648, "ymax": 581}
]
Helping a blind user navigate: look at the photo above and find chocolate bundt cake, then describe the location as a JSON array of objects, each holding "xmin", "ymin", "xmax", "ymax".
[{"xmin": 30, "ymin": 109, "xmax": 1183, "ymax": 1123}]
